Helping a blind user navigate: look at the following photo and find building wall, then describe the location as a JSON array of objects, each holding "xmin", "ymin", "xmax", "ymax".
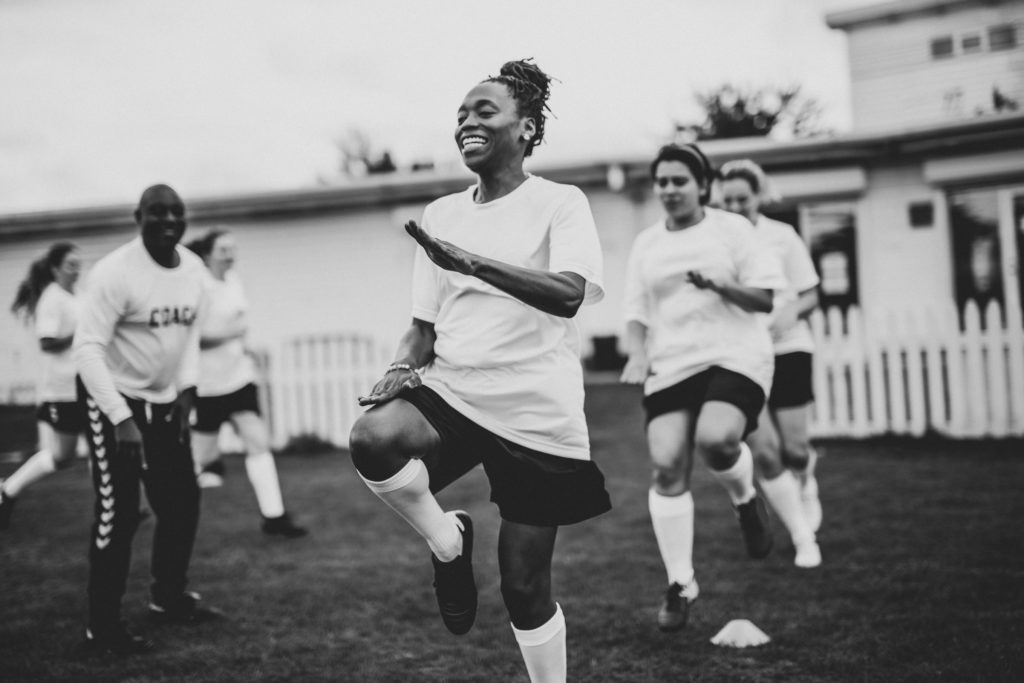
[
  {"xmin": 855, "ymin": 163, "xmax": 955, "ymax": 315},
  {"xmin": 845, "ymin": 3, "xmax": 1024, "ymax": 129}
]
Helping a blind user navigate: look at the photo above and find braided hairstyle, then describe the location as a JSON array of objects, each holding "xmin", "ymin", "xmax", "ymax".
[
  {"xmin": 485, "ymin": 58, "xmax": 553, "ymax": 157},
  {"xmin": 11, "ymin": 241, "xmax": 77, "ymax": 319}
]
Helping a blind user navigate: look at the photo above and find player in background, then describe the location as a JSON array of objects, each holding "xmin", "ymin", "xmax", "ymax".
[
  {"xmin": 1, "ymin": 243, "xmax": 83, "ymax": 529},
  {"xmin": 184, "ymin": 228, "xmax": 306, "ymax": 538},
  {"xmin": 349, "ymin": 59, "xmax": 610, "ymax": 683},
  {"xmin": 620, "ymin": 143, "xmax": 785, "ymax": 632},
  {"xmin": 720, "ymin": 159, "xmax": 823, "ymax": 568},
  {"xmin": 74, "ymin": 184, "xmax": 219, "ymax": 655}
]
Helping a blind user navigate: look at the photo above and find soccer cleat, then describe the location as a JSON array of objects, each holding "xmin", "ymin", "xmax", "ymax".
[
  {"xmin": 148, "ymin": 591, "xmax": 224, "ymax": 624},
  {"xmin": 85, "ymin": 622, "xmax": 154, "ymax": 655},
  {"xmin": 0, "ymin": 484, "xmax": 15, "ymax": 531},
  {"xmin": 658, "ymin": 577, "xmax": 699, "ymax": 632},
  {"xmin": 794, "ymin": 539, "xmax": 822, "ymax": 569},
  {"xmin": 431, "ymin": 511, "xmax": 477, "ymax": 635},
  {"xmin": 261, "ymin": 512, "xmax": 308, "ymax": 538},
  {"xmin": 736, "ymin": 495, "xmax": 774, "ymax": 559}
]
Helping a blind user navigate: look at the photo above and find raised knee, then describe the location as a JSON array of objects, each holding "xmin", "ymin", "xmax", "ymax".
[{"xmin": 695, "ymin": 431, "xmax": 741, "ymax": 466}]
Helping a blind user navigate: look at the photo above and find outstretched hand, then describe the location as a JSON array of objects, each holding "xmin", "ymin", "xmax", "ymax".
[
  {"xmin": 405, "ymin": 221, "xmax": 476, "ymax": 275},
  {"xmin": 358, "ymin": 368, "xmax": 422, "ymax": 406}
]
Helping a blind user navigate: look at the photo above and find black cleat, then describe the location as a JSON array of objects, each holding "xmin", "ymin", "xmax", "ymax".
[
  {"xmin": 0, "ymin": 485, "xmax": 15, "ymax": 531},
  {"xmin": 657, "ymin": 578, "xmax": 699, "ymax": 632},
  {"xmin": 736, "ymin": 495, "xmax": 774, "ymax": 559},
  {"xmin": 85, "ymin": 621, "xmax": 154, "ymax": 655},
  {"xmin": 148, "ymin": 591, "xmax": 225, "ymax": 624},
  {"xmin": 261, "ymin": 512, "xmax": 308, "ymax": 538},
  {"xmin": 431, "ymin": 511, "xmax": 477, "ymax": 635}
]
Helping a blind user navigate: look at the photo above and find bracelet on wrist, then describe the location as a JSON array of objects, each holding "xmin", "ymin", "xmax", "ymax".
[{"xmin": 386, "ymin": 362, "xmax": 415, "ymax": 374}]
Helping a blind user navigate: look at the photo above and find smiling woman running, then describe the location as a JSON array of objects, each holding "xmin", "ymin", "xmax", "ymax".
[{"xmin": 349, "ymin": 59, "xmax": 609, "ymax": 683}]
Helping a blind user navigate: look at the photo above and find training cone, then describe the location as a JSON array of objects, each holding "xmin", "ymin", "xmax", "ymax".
[{"xmin": 710, "ymin": 619, "xmax": 771, "ymax": 648}]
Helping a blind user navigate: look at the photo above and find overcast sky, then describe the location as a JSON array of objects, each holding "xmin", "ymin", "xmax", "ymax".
[{"xmin": 0, "ymin": 0, "xmax": 874, "ymax": 213}]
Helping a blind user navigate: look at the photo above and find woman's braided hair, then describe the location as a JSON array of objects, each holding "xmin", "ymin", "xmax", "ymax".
[{"xmin": 485, "ymin": 58, "xmax": 553, "ymax": 157}]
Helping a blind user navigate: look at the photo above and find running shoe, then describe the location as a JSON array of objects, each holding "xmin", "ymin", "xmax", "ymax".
[
  {"xmin": 431, "ymin": 511, "xmax": 477, "ymax": 635},
  {"xmin": 736, "ymin": 495, "xmax": 774, "ymax": 559},
  {"xmin": 658, "ymin": 577, "xmax": 699, "ymax": 632}
]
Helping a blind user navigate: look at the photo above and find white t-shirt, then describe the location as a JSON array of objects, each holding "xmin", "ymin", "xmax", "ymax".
[
  {"xmin": 197, "ymin": 270, "xmax": 255, "ymax": 397},
  {"xmin": 412, "ymin": 175, "xmax": 604, "ymax": 461},
  {"xmin": 34, "ymin": 282, "xmax": 79, "ymax": 402},
  {"xmin": 73, "ymin": 238, "xmax": 207, "ymax": 424},
  {"xmin": 756, "ymin": 215, "xmax": 820, "ymax": 356},
  {"xmin": 623, "ymin": 207, "xmax": 785, "ymax": 395}
]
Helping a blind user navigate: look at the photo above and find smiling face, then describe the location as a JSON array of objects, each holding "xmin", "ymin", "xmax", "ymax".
[
  {"xmin": 653, "ymin": 160, "xmax": 705, "ymax": 225},
  {"xmin": 136, "ymin": 185, "xmax": 187, "ymax": 257},
  {"xmin": 454, "ymin": 81, "xmax": 534, "ymax": 175},
  {"xmin": 721, "ymin": 177, "xmax": 760, "ymax": 224}
]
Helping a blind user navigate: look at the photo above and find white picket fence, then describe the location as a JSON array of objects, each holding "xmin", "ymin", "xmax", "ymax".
[
  {"xmin": 808, "ymin": 301, "xmax": 1024, "ymax": 438},
  {"xmin": 5, "ymin": 303, "xmax": 1024, "ymax": 450},
  {"xmin": 263, "ymin": 334, "xmax": 391, "ymax": 449}
]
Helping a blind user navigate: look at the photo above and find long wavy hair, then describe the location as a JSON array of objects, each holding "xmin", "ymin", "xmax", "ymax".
[{"xmin": 11, "ymin": 242, "xmax": 77, "ymax": 319}]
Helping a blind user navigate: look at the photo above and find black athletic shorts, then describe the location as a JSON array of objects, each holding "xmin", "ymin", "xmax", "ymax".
[
  {"xmin": 768, "ymin": 352, "xmax": 814, "ymax": 410},
  {"xmin": 398, "ymin": 385, "xmax": 611, "ymax": 527},
  {"xmin": 36, "ymin": 401, "xmax": 86, "ymax": 434},
  {"xmin": 642, "ymin": 366, "xmax": 765, "ymax": 437},
  {"xmin": 193, "ymin": 383, "xmax": 261, "ymax": 433}
]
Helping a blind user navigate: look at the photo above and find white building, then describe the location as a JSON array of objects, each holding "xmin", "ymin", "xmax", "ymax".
[{"xmin": 2, "ymin": 0, "xmax": 1023, "ymax": 442}]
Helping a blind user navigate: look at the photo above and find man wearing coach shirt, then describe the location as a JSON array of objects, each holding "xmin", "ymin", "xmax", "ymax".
[{"xmin": 73, "ymin": 184, "xmax": 217, "ymax": 655}]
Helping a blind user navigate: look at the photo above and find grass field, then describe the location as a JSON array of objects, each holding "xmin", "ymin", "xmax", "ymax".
[{"xmin": 2, "ymin": 384, "xmax": 1023, "ymax": 682}]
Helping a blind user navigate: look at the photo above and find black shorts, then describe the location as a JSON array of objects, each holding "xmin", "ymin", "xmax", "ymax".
[
  {"xmin": 193, "ymin": 383, "xmax": 261, "ymax": 433},
  {"xmin": 768, "ymin": 352, "xmax": 814, "ymax": 410},
  {"xmin": 643, "ymin": 366, "xmax": 765, "ymax": 437},
  {"xmin": 397, "ymin": 385, "xmax": 611, "ymax": 527},
  {"xmin": 36, "ymin": 401, "xmax": 86, "ymax": 434}
]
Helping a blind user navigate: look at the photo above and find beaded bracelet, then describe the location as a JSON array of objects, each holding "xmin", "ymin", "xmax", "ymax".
[{"xmin": 386, "ymin": 363, "xmax": 415, "ymax": 373}]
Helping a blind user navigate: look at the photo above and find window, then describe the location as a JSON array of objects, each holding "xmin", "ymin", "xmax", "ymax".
[
  {"xmin": 961, "ymin": 32, "xmax": 982, "ymax": 54},
  {"xmin": 948, "ymin": 189, "xmax": 1003, "ymax": 316},
  {"xmin": 989, "ymin": 24, "xmax": 1018, "ymax": 51},
  {"xmin": 931, "ymin": 35, "xmax": 955, "ymax": 58},
  {"xmin": 803, "ymin": 202, "xmax": 859, "ymax": 311}
]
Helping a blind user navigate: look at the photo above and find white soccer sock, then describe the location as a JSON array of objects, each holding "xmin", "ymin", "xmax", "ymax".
[
  {"xmin": 358, "ymin": 458, "xmax": 462, "ymax": 562},
  {"xmin": 648, "ymin": 489, "xmax": 695, "ymax": 586},
  {"xmin": 513, "ymin": 604, "xmax": 567, "ymax": 683},
  {"xmin": 758, "ymin": 471, "xmax": 814, "ymax": 546},
  {"xmin": 245, "ymin": 451, "xmax": 286, "ymax": 518},
  {"xmin": 709, "ymin": 442, "xmax": 757, "ymax": 506},
  {"xmin": 3, "ymin": 449, "xmax": 57, "ymax": 498}
]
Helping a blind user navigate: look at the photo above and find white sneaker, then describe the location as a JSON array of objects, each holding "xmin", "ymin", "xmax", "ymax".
[
  {"xmin": 794, "ymin": 540, "xmax": 822, "ymax": 568},
  {"xmin": 197, "ymin": 472, "xmax": 224, "ymax": 489}
]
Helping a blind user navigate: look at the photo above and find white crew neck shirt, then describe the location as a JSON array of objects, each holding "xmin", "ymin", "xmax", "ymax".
[
  {"xmin": 412, "ymin": 175, "xmax": 604, "ymax": 461},
  {"xmin": 34, "ymin": 282, "xmax": 79, "ymax": 402},
  {"xmin": 73, "ymin": 238, "xmax": 207, "ymax": 424},
  {"xmin": 197, "ymin": 270, "xmax": 255, "ymax": 397},
  {"xmin": 624, "ymin": 207, "xmax": 785, "ymax": 395},
  {"xmin": 755, "ymin": 215, "xmax": 820, "ymax": 356}
]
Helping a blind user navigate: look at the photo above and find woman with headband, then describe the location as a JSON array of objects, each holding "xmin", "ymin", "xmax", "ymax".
[{"xmin": 621, "ymin": 143, "xmax": 785, "ymax": 632}]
